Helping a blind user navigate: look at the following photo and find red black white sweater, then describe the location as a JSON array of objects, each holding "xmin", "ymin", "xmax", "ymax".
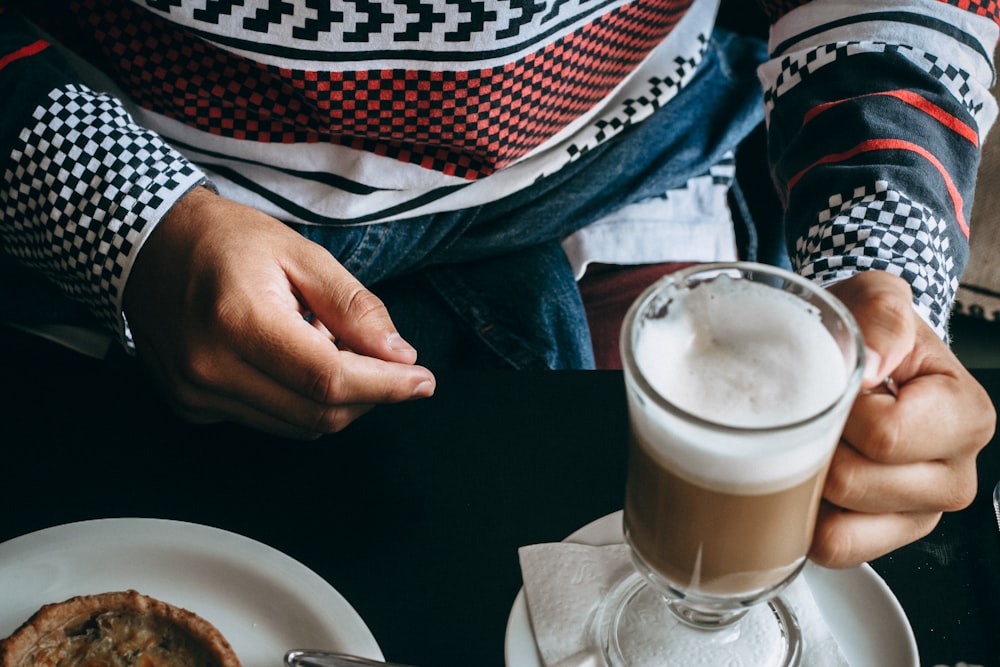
[{"xmin": 0, "ymin": 0, "xmax": 997, "ymax": 344}]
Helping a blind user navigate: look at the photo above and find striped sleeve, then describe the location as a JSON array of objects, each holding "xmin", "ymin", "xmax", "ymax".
[
  {"xmin": 755, "ymin": 0, "xmax": 999, "ymax": 340},
  {"xmin": 0, "ymin": 8, "xmax": 206, "ymax": 346}
]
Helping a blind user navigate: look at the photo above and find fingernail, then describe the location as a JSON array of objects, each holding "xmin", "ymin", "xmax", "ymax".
[
  {"xmin": 863, "ymin": 346, "xmax": 883, "ymax": 384},
  {"xmin": 411, "ymin": 379, "xmax": 435, "ymax": 399},
  {"xmin": 387, "ymin": 333, "xmax": 416, "ymax": 353}
]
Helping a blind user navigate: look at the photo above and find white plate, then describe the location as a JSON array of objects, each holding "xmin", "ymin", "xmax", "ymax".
[
  {"xmin": 504, "ymin": 511, "xmax": 918, "ymax": 666},
  {"xmin": 0, "ymin": 519, "xmax": 383, "ymax": 667}
]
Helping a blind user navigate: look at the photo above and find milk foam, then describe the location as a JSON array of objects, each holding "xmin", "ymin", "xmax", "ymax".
[{"xmin": 629, "ymin": 274, "xmax": 853, "ymax": 492}]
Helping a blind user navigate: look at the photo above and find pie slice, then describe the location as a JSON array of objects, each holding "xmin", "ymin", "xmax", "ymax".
[{"xmin": 0, "ymin": 590, "xmax": 242, "ymax": 667}]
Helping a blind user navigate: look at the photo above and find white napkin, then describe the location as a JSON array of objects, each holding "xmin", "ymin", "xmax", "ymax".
[{"xmin": 518, "ymin": 542, "xmax": 848, "ymax": 667}]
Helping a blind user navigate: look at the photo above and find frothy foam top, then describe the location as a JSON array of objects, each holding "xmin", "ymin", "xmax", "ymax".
[{"xmin": 630, "ymin": 274, "xmax": 852, "ymax": 491}]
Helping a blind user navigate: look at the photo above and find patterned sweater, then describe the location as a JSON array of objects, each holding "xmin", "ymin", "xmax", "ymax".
[{"xmin": 0, "ymin": 0, "xmax": 997, "ymax": 344}]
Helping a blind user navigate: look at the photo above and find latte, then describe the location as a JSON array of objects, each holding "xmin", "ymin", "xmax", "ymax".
[{"xmin": 621, "ymin": 269, "xmax": 859, "ymax": 600}]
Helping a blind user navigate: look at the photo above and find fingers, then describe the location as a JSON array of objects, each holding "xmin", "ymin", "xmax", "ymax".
[
  {"xmin": 830, "ymin": 270, "xmax": 993, "ymax": 468},
  {"xmin": 229, "ymin": 240, "xmax": 436, "ymax": 412},
  {"xmin": 286, "ymin": 241, "xmax": 420, "ymax": 365},
  {"xmin": 233, "ymin": 304, "xmax": 435, "ymax": 407},
  {"xmin": 168, "ymin": 388, "xmax": 374, "ymax": 441},
  {"xmin": 833, "ymin": 323, "xmax": 992, "ymax": 507},
  {"xmin": 124, "ymin": 189, "xmax": 437, "ymax": 435},
  {"xmin": 164, "ymin": 366, "xmax": 376, "ymax": 440},
  {"xmin": 148, "ymin": 306, "xmax": 435, "ymax": 435},
  {"xmin": 132, "ymin": 327, "xmax": 364, "ymax": 439},
  {"xmin": 248, "ymin": 234, "xmax": 435, "ymax": 409},
  {"xmin": 812, "ymin": 271, "xmax": 997, "ymax": 567},
  {"xmin": 823, "ymin": 439, "xmax": 979, "ymax": 515},
  {"xmin": 140, "ymin": 324, "xmax": 430, "ymax": 438},
  {"xmin": 827, "ymin": 272, "xmax": 916, "ymax": 387},
  {"xmin": 816, "ymin": 360, "xmax": 990, "ymax": 566},
  {"xmin": 809, "ymin": 502, "xmax": 942, "ymax": 568},
  {"xmin": 844, "ymin": 369, "xmax": 978, "ymax": 465}
]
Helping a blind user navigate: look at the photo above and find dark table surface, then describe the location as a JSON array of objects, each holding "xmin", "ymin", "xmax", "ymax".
[{"xmin": 1, "ymin": 325, "xmax": 998, "ymax": 667}]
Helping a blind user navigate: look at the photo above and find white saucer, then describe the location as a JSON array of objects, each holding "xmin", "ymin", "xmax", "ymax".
[
  {"xmin": 504, "ymin": 511, "xmax": 918, "ymax": 666},
  {"xmin": 0, "ymin": 519, "xmax": 383, "ymax": 667}
]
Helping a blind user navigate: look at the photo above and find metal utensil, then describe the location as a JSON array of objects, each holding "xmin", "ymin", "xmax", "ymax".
[
  {"xmin": 285, "ymin": 649, "xmax": 418, "ymax": 667},
  {"xmin": 993, "ymin": 481, "xmax": 1000, "ymax": 533}
]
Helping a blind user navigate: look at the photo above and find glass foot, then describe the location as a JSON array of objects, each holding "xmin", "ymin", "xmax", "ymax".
[{"xmin": 596, "ymin": 573, "xmax": 802, "ymax": 667}]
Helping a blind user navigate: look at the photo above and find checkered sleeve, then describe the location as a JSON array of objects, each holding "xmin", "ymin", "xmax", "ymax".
[
  {"xmin": 755, "ymin": 0, "xmax": 999, "ymax": 340},
  {"xmin": 0, "ymin": 11, "xmax": 206, "ymax": 347}
]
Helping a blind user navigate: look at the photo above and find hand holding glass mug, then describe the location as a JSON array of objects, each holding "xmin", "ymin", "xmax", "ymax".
[{"xmin": 603, "ymin": 262, "xmax": 865, "ymax": 666}]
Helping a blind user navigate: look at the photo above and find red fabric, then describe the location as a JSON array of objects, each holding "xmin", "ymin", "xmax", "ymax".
[
  {"xmin": 579, "ymin": 262, "xmax": 695, "ymax": 369},
  {"xmin": 67, "ymin": 0, "xmax": 694, "ymax": 179}
]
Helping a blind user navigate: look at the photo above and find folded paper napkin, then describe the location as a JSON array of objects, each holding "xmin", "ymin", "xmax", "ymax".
[{"xmin": 518, "ymin": 542, "xmax": 848, "ymax": 667}]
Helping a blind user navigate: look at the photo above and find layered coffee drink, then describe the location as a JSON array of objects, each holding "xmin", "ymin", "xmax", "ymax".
[
  {"xmin": 622, "ymin": 270, "xmax": 854, "ymax": 601},
  {"xmin": 625, "ymin": 440, "xmax": 829, "ymax": 597}
]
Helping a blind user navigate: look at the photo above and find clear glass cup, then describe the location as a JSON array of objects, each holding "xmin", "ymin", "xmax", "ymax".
[{"xmin": 603, "ymin": 262, "xmax": 865, "ymax": 666}]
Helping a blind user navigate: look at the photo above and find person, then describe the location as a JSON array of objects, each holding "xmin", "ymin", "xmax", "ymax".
[{"xmin": 0, "ymin": 0, "xmax": 995, "ymax": 569}]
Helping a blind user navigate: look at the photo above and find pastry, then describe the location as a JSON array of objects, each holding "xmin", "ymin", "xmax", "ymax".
[{"xmin": 0, "ymin": 590, "xmax": 241, "ymax": 667}]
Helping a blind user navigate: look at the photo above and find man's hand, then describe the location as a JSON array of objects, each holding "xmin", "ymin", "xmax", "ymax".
[
  {"xmin": 811, "ymin": 271, "xmax": 995, "ymax": 567},
  {"xmin": 123, "ymin": 187, "xmax": 435, "ymax": 439}
]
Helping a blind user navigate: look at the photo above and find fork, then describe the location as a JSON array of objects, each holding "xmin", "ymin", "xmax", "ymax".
[
  {"xmin": 285, "ymin": 650, "xmax": 417, "ymax": 667},
  {"xmin": 993, "ymin": 481, "xmax": 1000, "ymax": 533}
]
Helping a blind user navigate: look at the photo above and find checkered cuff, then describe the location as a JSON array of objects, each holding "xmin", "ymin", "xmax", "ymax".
[
  {"xmin": 793, "ymin": 181, "xmax": 957, "ymax": 341},
  {"xmin": 1, "ymin": 83, "xmax": 206, "ymax": 346}
]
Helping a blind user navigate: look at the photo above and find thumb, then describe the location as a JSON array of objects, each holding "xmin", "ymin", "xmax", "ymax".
[{"xmin": 827, "ymin": 271, "xmax": 917, "ymax": 387}]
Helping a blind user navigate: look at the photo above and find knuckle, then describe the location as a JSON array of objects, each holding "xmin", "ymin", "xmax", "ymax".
[
  {"xmin": 823, "ymin": 449, "xmax": 862, "ymax": 506},
  {"xmin": 859, "ymin": 412, "xmax": 906, "ymax": 463},
  {"xmin": 304, "ymin": 363, "xmax": 345, "ymax": 404},
  {"xmin": 942, "ymin": 465, "xmax": 979, "ymax": 511},
  {"xmin": 908, "ymin": 512, "xmax": 943, "ymax": 541},
  {"xmin": 865, "ymin": 286, "xmax": 912, "ymax": 331},
  {"xmin": 865, "ymin": 429, "xmax": 900, "ymax": 464},
  {"xmin": 138, "ymin": 348, "xmax": 217, "ymax": 422},
  {"xmin": 809, "ymin": 515, "xmax": 852, "ymax": 568},
  {"xmin": 972, "ymin": 386, "xmax": 998, "ymax": 448},
  {"xmin": 164, "ymin": 384, "xmax": 216, "ymax": 424},
  {"xmin": 343, "ymin": 286, "xmax": 387, "ymax": 322},
  {"xmin": 945, "ymin": 486, "xmax": 976, "ymax": 513},
  {"xmin": 307, "ymin": 406, "xmax": 355, "ymax": 434},
  {"xmin": 179, "ymin": 349, "xmax": 221, "ymax": 388},
  {"xmin": 821, "ymin": 467, "xmax": 853, "ymax": 508}
]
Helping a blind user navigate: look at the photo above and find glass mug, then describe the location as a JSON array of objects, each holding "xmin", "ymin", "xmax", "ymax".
[{"xmin": 601, "ymin": 262, "xmax": 865, "ymax": 666}]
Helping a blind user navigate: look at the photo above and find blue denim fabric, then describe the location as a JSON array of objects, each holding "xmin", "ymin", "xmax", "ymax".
[
  {"xmin": 3, "ymin": 28, "xmax": 770, "ymax": 370},
  {"xmin": 291, "ymin": 28, "xmax": 769, "ymax": 369}
]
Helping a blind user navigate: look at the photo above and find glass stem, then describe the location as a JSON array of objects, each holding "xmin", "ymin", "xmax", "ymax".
[{"xmin": 667, "ymin": 600, "xmax": 749, "ymax": 629}]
